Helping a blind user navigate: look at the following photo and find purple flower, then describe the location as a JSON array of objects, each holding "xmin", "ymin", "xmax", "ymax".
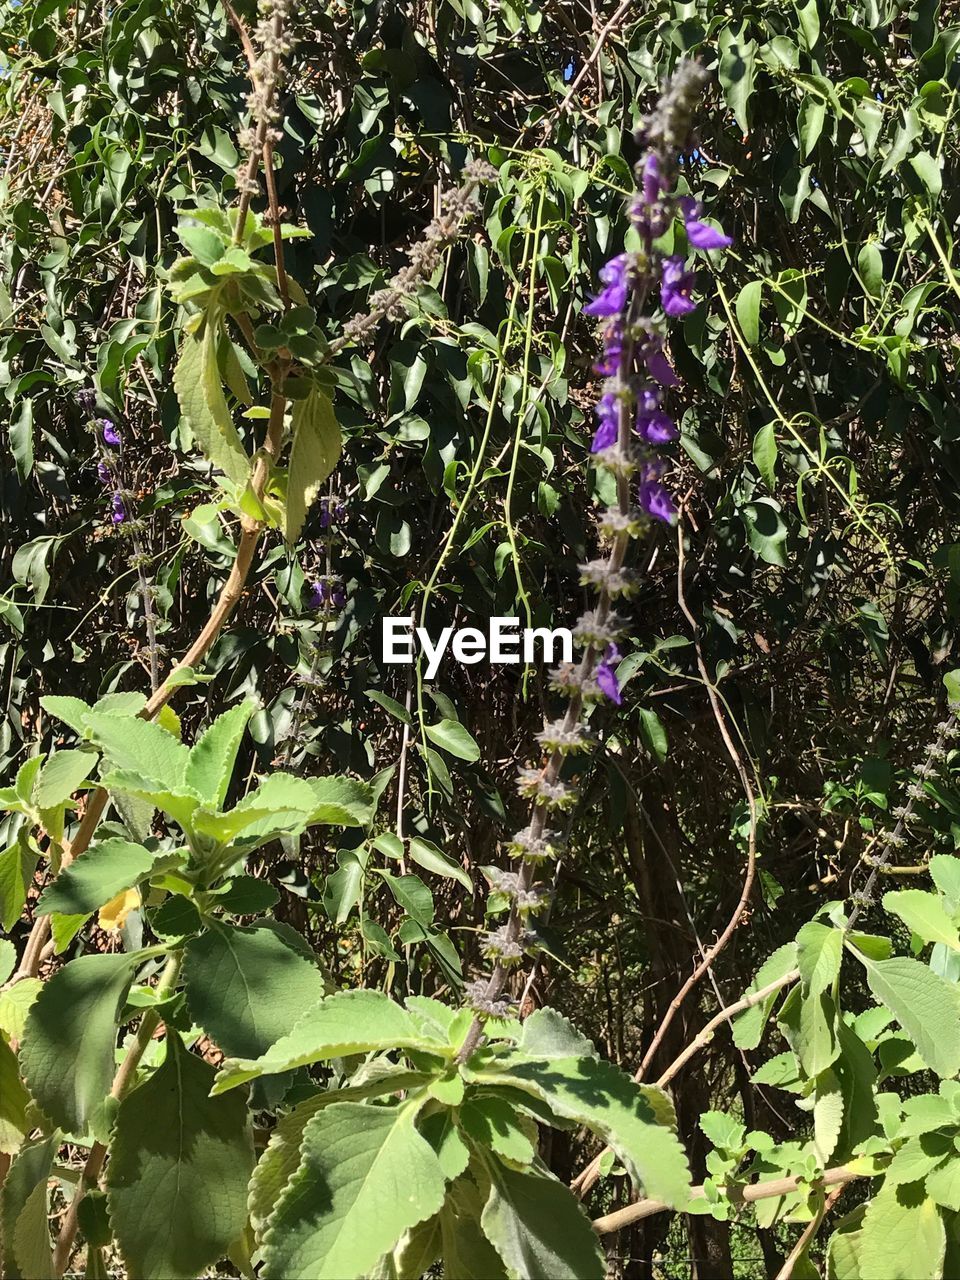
[
  {"xmin": 101, "ymin": 420, "xmax": 120, "ymax": 446},
  {"xmin": 310, "ymin": 578, "xmax": 346, "ymax": 610},
  {"xmin": 637, "ymin": 409, "xmax": 678, "ymax": 444},
  {"xmin": 97, "ymin": 460, "xmax": 111, "ymax": 484},
  {"xmin": 110, "ymin": 493, "xmax": 126, "ymax": 524},
  {"xmin": 682, "ymin": 200, "xmax": 732, "ymax": 250},
  {"xmin": 595, "ymin": 643, "xmax": 622, "ymax": 705},
  {"xmin": 591, "ymin": 392, "xmax": 619, "ymax": 452},
  {"xmin": 661, "ymin": 257, "xmax": 697, "ymax": 317},
  {"xmin": 637, "ymin": 387, "xmax": 661, "ymax": 414},
  {"xmin": 310, "ymin": 580, "xmax": 330, "ymax": 608},
  {"xmin": 642, "ymin": 337, "xmax": 679, "ymax": 387},
  {"xmin": 639, "ymin": 466, "xmax": 677, "ymax": 523},
  {"xmin": 584, "ymin": 253, "xmax": 631, "ymax": 318},
  {"xmin": 642, "ymin": 154, "xmax": 661, "ymax": 206},
  {"xmin": 332, "ymin": 583, "xmax": 346, "ymax": 608}
]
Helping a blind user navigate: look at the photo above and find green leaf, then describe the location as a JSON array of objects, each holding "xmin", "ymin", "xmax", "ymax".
[
  {"xmin": 883, "ymin": 889, "xmax": 960, "ymax": 951},
  {"xmin": 377, "ymin": 869, "xmax": 435, "ymax": 926},
  {"xmin": 214, "ymin": 989, "xmax": 435, "ymax": 1093},
  {"xmin": 440, "ymin": 1176, "xmax": 508, "ymax": 1279},
  {"xmin": 465, "ymin": 1054, "xmax": 689, "ymax": 1206},
  {"xmin": 853, "ymin": 953, "xmax": 960, "ymax": 1078},
  {"xmin": 174, "ymin": 315, "xmax": 251, "ymax": 487},
  {"xmin": 0, "ymin": 938, "xmax": 13, "ymax": 985},
  {"xmin": 306, "ymin": 776, "xmax": 376, "ymax": 827},
  {"xmin": 753, "ymin": 422, "xmax": 778, "ymax": 490},
  {"xmin": 461, "ymin": 1095, "xmax": 535, "ymax": 1165},
  {"xmin": 99, "ymin": 771, "xmax": 201, "ymax": 833},
  {"xmin": 812, "ymin": 1068, "xmax": 844, "ymax": 1164},
  {"xmin": 284, "ymin": 389, "xmax": 342, "ymax": 544},
  {"xmin": 84, "ymin": 712, "xmax": 190, "ymax": 790},
  {"xmin": 407, "ymin": 837, "xmax": 473, "ymax": 893},
  {"xmin": 480, "ymin": 1157, "xmax": 604, "ymax": 1280},
  {"xmin": 718, "ymin": 22, "xmax": 758, "ymax": 134},
  {"xmin": 858, "ymin": 1180, "xmax": 945, "ymax": 1279},
  {"xmin": 517, "ymin": 1008, "xmax": 595, "ymax": 1059},
  {"xmin": 260, "ymin": 1102, "xmax": 446, "ymax": 1280},
  {"xmin": 638, "ymin": 707, "xmax": 668, "ymax": 762},
  {"xmin": 826, "ymin": 1205, "xmax": 866, "ymax": 1280},
  {"xmin": 736, "ymin": 280, "xmax": 763, "ymax": 346},
  {"xmin": 184, "ymin": 920, "xmax": 327, "ymax": 1059},
  {"xmin": 798, "ymin": 95, "xmax": 826, "ymax": 158},
  {"xmin": 106, "ymin": 1035, "xmax": 253, "ymax": 1280},
  {"xmin": 424, "ymin": 719, "xmax": 481, "ymax": 763},
  {"xmin": 20, "ymin": 951, "xmax": 141, "ymax": 1132},
  {"xmin": 184, "ymin": 702, "xmax": 255, "ymax": 808},
  {"xmin": 36, "ymin": 838, "xmax": 158, "ymax": 917},
  {"xmin": 0, "ymin": 1036, "xmax": 31, "ymax": 1154},
  {"xmin": 795, "ymin": 0, "xmax": 820, "ymax": 50},
  {"xmin": 248, "ymin": 1071, "xmax": 430, "ymax": 1241},
  {"xmin": 796, "ymin": 921, "xmax": 844, "ymax": 997},
  {"xmin": 732, "ymin": 943, "xmax": 798, "ymax": 1050},
  {"xmin": 34, "ymin": 749, "xmax": 97, "ymax": 809},
  {"xmin": 699, "ymin": 1111, "xmax": 746, "ymax": 1151},
  {"xmin": 926, "ymin": 1158, "xmax": 960, "ymax": 1211},
  {"xmin": 0, "ymin": 836, "xmax": 39, "ymax": 932},
  {"xmin": 858, "ymin": 243, "xmax": 884, "ymax": 299},
  {"xmin": 214, "ymin": 875, "xmax": 280, "ymax": 915},
  {"xmin": 0, "ymin": 1137, "xmax": 57, "ymax": 1280}
]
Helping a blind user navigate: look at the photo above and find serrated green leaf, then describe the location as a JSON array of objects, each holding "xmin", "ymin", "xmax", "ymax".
[
  {"xmin": 461, "ymin": 1094, "xmax": 536, "ymax": 1165},
  {"xmin": 20, "ymin": 951, "xmax": 141, "ymax": 1133},
  {"xmin": 440, "ymin": 1175, "xmax": 508, "ymax": 1279},
  {"xmin": 853, "ymin": 953, "xmax": 960, "ymax": 1078},
  {"xmin": 465, "ymin": 1054, "xmax": 689, "ymax": 1206},
  {"xmin": 926, "ymin": 1157, "xmax": 960, "ymax": 1211},
  {"xmin": 174, "ymin": 315, "xmax": 251, "ymax": 488},
  {"xmin": 36, "ymin": 838, "xmax": 158, "ymax": 917},
  {"xmin": 0, "ymin": 1137, "xmax": 56, "ymax": 1280},
  {"xmin": 883, "ymin": 889, "xmax": 960, "ymax": 951},
  {"xmin": 260, "ymin": 1102, "xmax": 446, "ymax": 1280},
  {"xmin": 214, "ymin": 990, "xmax": 435, "ymax": 1092},
  {"xmin": 517, "ymin": 1007, "xmax": 596, "ymax": 1059},
  {"xmin": 813, "ymin": 1067, "xmax": 844, "ymax": 1164},
  {"xmin": 480, "ymin": 1157, "xmax": 604, "ymax": 1280},
  {"xmin": 732, "ymin": 943, "xmax": 798, "ymax": 1050},
  {"xmin": 797, "ymin": 921, "xmax": 844, "ymax": 997},
  {"xmin": 248, "ymin": 1071, "xmax": 430, "ymax": 1241},
  {"xmin": 106, "ymin": 1035, "xmax": 253, "ymax": 1280},
  {"xmin": 84, "ymin": 712, "xmax": 190, "ymax": 791},
  {"xmin": 184, "ymin": 702, "xmax": 255, "ymax": 809},
  {"xmin": 34, "ymin": 749, "xmax": 97, "ymax": 809},
  {"xmin": 0, "ymin": 1036, "xmax": 31, "ymax": 1154},
  {"xmin": 183, "ymin": 920, "xmax": 327, "ymax": 1059},
  {"xmin": 858, "ymin": 1180, "xmax": 944, "ymax": 1279},
  {"xmin": 0, "ymin": 836, "xmax": 38, "ymax": 932},
  {"xmin": 284, "ymin": 389, "xmax": 342, "ymax": 545}
]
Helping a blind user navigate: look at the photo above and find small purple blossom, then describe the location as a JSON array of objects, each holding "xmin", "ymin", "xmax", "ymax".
[
  {"xmin": 636, "ymin": 409, "xmax": 678, "ymax": 444},
  {"xmin": 310, "ymin": 578, "xmax": 346, "ymax": 610},
  {"xmin": 682, "ymin": 200, "xmax": 732, "ymax": 250},
  {"xmin": 319, "ymin": 496, "xmax": 347, "ymax": 529},
  {"xmin": 639, "ymin": 465, "xmax": 677, "ymax": 523},
  {"xmin": 110, "ymin": 493, "xmax": 126, "ymax": 524},
  {"xmin": 583, "ymin": 253, "xmax": 632, "ymax": 318},
  {"xmin": 595, "ymin": 643, "xmax": 622, "ymax": 705},
  {"xmin": 97, "ymin": 460, "xmax": 111, "ymax": 484},
  {"xmin": 661, "ymin": 256, "xmax": 697, "ymax": 317},
  {"xmin": 591, "ymin": 392, "xmax": 619, "ymax": 453},
  {"xmin": 101, "ymin": 420, "xmax": 120, "ymax": 447},
  {"xmin": 594, "ymin": 319, "xmax": 624, "ymax": 377},
  {"xmin": 641, "ymin": 153, "xmax": 661, "ymax": 206},
  {"xmin": 642, "ymin": 336, "xmax": 679, "ymax": 387}
]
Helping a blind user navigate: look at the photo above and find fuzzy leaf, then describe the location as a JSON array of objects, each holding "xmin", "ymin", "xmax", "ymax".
[
  {"xmin": 284, "ymin": 389, "xmax": 342, "ymax": 544},
  {"xmin": 174, "ymin": 315, "xmax": 251, "ymax": 487},
  {"xmin": 214, "ymin": 989, "xmax": 434, "ymax": 1093},
  {"xmin": 0, "ymin": 1137, "xmax": 56, "ymax": 1280},
  {"xmin": 34, "ymin": 749, "xmax": 97, "ymax": 809},
  {"xmin": 854, "ymin": 953, "xmax": 960, "ymax": 1078},
  {"xmin": 732, "ymin": 942, "xmax": 798, "ymax": 1050},
  {"xmin": 36, "ymin": 838, "xmax": 158, "ymax": 917},
  {"xmin": 260, "ymin": 1102, "xmax": 446, "ymax": 1280},
  {"xmin": 858, "ymin": 1180, "xmax": 945, "ymax": 1279},
  {"xmin": 883, "ymin": 889, "xmax": 960, "ymax": 951},
  {"xmin": 184, "ymin": 701, "xmax": 255, "ymax": 809},
  {"xmin": 106, "ymin": 1035, "xmax": 253, "ymax": 1280},
  {"xmin": 20, "ymin": 952, "xmax": 141, "ymax": 1133},
  {"xmin": 184, "ymin": 920, "xmax": 327, "ymax": 1059}
]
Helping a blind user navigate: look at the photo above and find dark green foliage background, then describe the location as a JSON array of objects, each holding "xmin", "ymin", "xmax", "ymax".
[{"xmin": 1, "ymin": 0, "xmax": 959, "ymax": 1272}]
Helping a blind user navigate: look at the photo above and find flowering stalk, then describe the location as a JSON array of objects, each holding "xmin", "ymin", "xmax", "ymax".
[{"xmin": 458, "ymin": 60, "xmax": 731, "ymax": 1058}]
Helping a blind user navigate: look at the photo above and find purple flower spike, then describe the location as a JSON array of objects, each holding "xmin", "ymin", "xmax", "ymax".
[
  {"xmin": 661, "ymin": 256, "xmax": 697, "ymax": 317},
  {"xmin": 595, "ymin": 643, "xmax": 623, "ymax": 705},
  {"xmin": 101, "ymin": 420, "xmax": 120, "ymax": 446},
  {"xmin": 642, "ymin": 154, "xmax": 661, "ymax": 206},
  {"xmin": 110, "ymin": 493, "xmax": 126, "ymax": 524},
  {"xmin": 583, "ymin": 253, "xmax": 632, "ymax": 317},
  {"xmin": 685, "ymin": 215, "xmax": 732, "ymax": 251},
  {"xmin": 637, "ymin": 409, "xmax": 678, "ymax": 444}
]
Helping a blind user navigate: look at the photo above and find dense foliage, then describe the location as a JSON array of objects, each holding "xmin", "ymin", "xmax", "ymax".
[{"xmin": 1, "ymin": 0, "xmax": 960, "ymax": 1276}]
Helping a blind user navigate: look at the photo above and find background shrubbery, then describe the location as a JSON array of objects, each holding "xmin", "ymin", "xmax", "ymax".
[{"xmin": 1, "ymin": 0, "xmax": 959, "ymax": 1275}]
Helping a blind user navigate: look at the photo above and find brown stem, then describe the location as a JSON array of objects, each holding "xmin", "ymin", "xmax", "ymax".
[{"xmin": 592, "ymin": 1164, "xmax": 862, "ymax": 1235}]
